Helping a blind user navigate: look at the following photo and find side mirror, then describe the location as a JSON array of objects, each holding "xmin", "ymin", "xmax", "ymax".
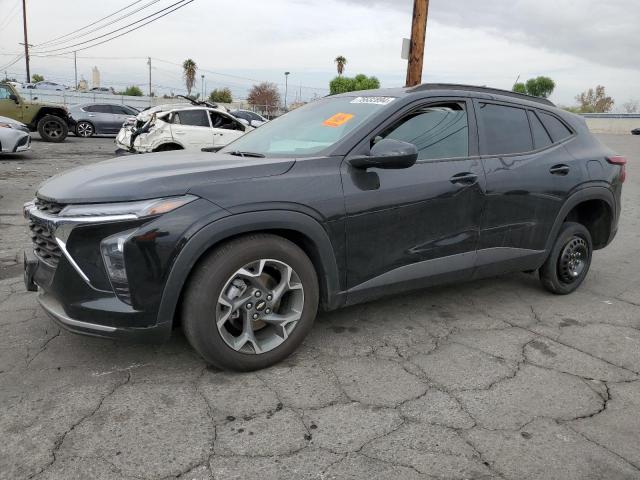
[
  {"xmin": 348, "ymin": 138, "xmax": 418, "ymax": 170},
  {"xmin": 9, "ymin": 94, "xmax": 18, "ymax": 103}
]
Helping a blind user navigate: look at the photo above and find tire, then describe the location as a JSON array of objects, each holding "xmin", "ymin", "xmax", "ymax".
[
  {"xmin": 539, "ymin": 222, "xmax": 592, "ymax": 295},
  {"xmin": 37, "ymin": 115, "xmax": 68, "ymax": 142},
  {"xmin": 75, "ymin": 121, "xmax": 95, "ymax": 137},
  {"xmin": 182, "ymin": 234, "xmax": 319, "ymax": 371}
]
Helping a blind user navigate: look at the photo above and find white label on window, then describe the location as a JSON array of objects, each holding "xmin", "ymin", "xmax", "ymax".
[{"xmin": 350, "ymin": 96, "xmax": 395, "ymax": 105}]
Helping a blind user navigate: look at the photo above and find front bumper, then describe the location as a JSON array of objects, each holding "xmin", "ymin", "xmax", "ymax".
[{"xmin": 38, "ymin": 291, "xmax": 172, "ymax": 341}]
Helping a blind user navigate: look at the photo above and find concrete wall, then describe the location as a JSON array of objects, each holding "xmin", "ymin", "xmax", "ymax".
[{"xmin": 583, "ymin": 114, "xmax": 640, "ymax": 135}]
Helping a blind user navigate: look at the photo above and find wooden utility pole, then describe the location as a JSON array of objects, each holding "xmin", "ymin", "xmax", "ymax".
[
  {"xmin": 405, "ymin": 0, "xmax": 429, "ymax": 87},
  {"xmin": 147, "ymin": 57, "xmax": 152, "ymax": 96},
  {"xmin": 21, "ymin": 0, "xmax": 30, "ymax": 83}
]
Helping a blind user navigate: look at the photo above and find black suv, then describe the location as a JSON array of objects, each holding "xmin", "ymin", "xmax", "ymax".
[{"xmin": 23, "ymin": 84, "xmax": 625, "ymax": 370}]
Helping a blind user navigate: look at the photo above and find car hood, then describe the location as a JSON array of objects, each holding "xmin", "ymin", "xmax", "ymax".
[{"xmin": 37, "ymin": 152, "xmax": 295, "ymax": 204}]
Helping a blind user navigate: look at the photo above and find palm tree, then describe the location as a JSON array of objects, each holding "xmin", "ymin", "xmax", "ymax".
[
  {"xmin": 334, "ymin": 56, "xmax": 347, "ymax": 76},
  {"xmin": 182, "ymin": 58, "xmax": 197, "ymax": 95}
]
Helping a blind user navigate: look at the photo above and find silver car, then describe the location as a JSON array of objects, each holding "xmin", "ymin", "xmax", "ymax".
[
  {"xmin": 0, "ymin": 115, "xmax": 30, "ymax": 154},
  {"xmin": 69, "ymin": 103, "xmax": 139, "ymax": 137}
]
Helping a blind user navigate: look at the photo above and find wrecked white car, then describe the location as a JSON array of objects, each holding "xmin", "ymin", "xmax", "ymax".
[{"xmin": 115, "ymin": 103, "xmax": 252, "ymax": 154}]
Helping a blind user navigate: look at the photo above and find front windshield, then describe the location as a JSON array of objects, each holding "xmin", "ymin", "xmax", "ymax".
[{"xmin": 220, "ymin": 96, "xmax": 395, "ymax": 157}]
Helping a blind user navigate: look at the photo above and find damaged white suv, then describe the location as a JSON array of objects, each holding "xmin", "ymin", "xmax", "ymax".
[{"xmin": 115, "ymin": 102, "xmax": 252, "ymax": 154}]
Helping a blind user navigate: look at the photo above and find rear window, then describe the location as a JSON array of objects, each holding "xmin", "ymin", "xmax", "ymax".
[
  {"xmin": 173, "ymin": 110, "xmax": 210, "ymax": 127},
  {"xmin": 528, "ymin": 111, "xmax": 552, "ymax": 149},
  {"xmin": 539, "ymin": 112, "xmax": 573, "ymax": 142},
  {"xmin": 479, "ymin": 103, "xmax": 533, "ymax": 155}
]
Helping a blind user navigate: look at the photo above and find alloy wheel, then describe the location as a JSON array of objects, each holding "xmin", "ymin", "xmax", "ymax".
[
  {"xmin": 43, "ymin": 120, "xmax": 63, "ymax": 139},
  {"xmin": 77, "ymin": 122, "xmax": 94, "ymax": 137},
  {"xmin": 216, "ymin": 258, "xmax": 304, "ymax": 354}
]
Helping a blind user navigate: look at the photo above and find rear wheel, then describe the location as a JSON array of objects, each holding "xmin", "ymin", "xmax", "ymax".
[
  {"xmin": 182, "ymin": 234, "xmax": 319, "ymax": 371},
  {"xmin": 37, "ymin": 115, "xmax": 68, "ymax": 142},
  {"xmin": 539, "ymin": 222, "xmax": 592, "ymax": 295},
  {"xmin": 75, "ymin": 121, "xmax": 94, "ymax": 137}
]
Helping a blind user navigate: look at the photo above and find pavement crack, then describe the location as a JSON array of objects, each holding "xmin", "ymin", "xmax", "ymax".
[{"xmin": 25, "ymin": 327, "xmax": 61, "ymax": 367}]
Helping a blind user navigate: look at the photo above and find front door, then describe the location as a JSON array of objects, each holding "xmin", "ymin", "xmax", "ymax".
[
  {"xmin": 0, "ymin": 84, "xmax": 21, "ymax": 121},
  {"xmin": 210, "ymin": 111, "xmax": 246, "ymax": 147},
  {"xmin": 342, "ymin": 98, "xmax": 486, "ymax": 302}
]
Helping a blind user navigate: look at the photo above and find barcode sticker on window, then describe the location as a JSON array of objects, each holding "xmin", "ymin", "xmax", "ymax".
[{"xmin": 350, "ymin": 97, "xmax": 395, "ymax": 105}]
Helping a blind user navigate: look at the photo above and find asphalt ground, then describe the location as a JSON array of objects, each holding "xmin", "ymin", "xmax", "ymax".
[{"xmin": 1, "ymin": 133, "xmax": 639, "ymax": 479}]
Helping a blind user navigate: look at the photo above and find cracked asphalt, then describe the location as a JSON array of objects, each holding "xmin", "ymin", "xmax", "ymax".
[{"xmin": 1, "ymin": 133, "xmax": 639, "ymax": 479}]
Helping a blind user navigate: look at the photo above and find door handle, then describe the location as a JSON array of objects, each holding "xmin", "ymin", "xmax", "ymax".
[
  {"xmin": 88, "ymin": 114, "xmax": 96, "ymax": 117},
  {"xmin": 549, "ymin": 164, "xmax": 570, "ymax": 175},
  {"xmin": 450, "ymin": 172, "xmax": 478, "ymax": 185}
]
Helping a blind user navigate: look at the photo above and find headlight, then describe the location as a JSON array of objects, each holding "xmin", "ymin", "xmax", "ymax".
[
  {"xmin": 101, "ymin": 228, "xmax": 136, "ymax": 304},
  {"xmin": 0, "ymin": 122, "xmax": 15, "ymax": 129},
  {"xmin": 59, "ymin": 195, "xmax": 197, "ymax": 219}
]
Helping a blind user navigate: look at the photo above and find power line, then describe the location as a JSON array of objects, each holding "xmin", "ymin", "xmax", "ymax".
[
  {"xmin": 0, "ymin": 0, "xmax": 20, "ymax": 31},
  {"xmin": 33, "ymin": 0, "xmax": 147, "ymax": 47},
  {"xmin": 34, "ymin": 0, "xmax": 162, "ymax": 48},
  {"xmin": 32, "ymin": 0, "xmax": 193, "ymax": 55}
]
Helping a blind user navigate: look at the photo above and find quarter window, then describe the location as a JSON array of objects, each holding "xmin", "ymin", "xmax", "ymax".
[
  {"xmin": 378, "ymin": 102, "xmax": 469, "ymax": 160},
  {"xmin": 539, "ymin": 112, "xmax": 572, "ymax": 143},
  {"xmin": 0, "ymin": 86, "xmax": 11, "ymax": 99},
  {"xmin": 479, "ymin": 103, "xmax": 532, "ymax": 155},
  {"xmin": 528, "ymin": 111, "xmax": 552, "ymax": 149},
  {"xmin": 173, "ymin": 110, "xmax": 210, "ymax": 127}
]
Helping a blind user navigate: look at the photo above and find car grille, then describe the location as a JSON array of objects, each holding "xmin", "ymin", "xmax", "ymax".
[
  {"xmin": 35, "ymin": 197, "xmax": 65, "ymax": 215},
  {"xmin": 29, "ymin": 221, "xmax": 62, "ymax": 267}
]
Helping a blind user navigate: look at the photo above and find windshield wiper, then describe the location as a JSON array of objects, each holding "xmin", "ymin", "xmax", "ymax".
[{"xmin": 227, "ymin": 150, "xmax": 265, "ymax": 158}]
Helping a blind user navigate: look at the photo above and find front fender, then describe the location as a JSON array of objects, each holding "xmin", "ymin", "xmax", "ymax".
[{"xmin": 156, "ymin": 210, "xmax": 344, "ymax": 327}]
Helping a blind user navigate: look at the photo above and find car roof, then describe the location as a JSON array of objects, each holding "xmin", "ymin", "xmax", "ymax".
[{"xmin": 331, "ymin": 83, "xmax": 556, "ymax": 108}]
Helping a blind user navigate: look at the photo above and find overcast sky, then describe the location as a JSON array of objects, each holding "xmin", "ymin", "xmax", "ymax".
[{"xmin": 0, "ymin": 0, "xmax": 638, "ymax": 107}]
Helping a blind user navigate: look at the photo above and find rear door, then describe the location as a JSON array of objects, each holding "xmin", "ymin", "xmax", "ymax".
[
  {"xmin": 170, "ymin": 109, "xmax": 214, "ymax": 150},
  {"xmin": 475, "ymin": 100, "xmax": 581, "ymax": 273}
]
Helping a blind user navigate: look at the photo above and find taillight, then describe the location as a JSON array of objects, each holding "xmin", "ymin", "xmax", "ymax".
[{"xmin": 607, "ymin": 155, "xmax": 627, "ymax": 183}]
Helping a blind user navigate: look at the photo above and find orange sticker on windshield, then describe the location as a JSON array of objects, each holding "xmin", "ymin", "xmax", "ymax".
[{"xmin": 323, "ymin": 112, "xmax": 354, "ymax": 127}]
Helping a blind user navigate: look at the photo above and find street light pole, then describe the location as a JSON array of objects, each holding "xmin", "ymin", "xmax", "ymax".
[
  {"xmin": 74, "ymin": 51, "xmax": 78, "ymax": 89},
  {"xmin": 201, "ymin": 74, "xmax": 205, "ymax": 99},
  {"xmin": 284, "ymin": 71, "xmax": 290, "ymax": 110}
]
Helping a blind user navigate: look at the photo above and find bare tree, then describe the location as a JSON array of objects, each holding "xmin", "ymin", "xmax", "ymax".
[
  {"xmin": 247, "ymin": 82, "xmax": 281, "ymax": 115},
  {"xmin": 622, "ymin": 99, "xmax": 639, "ymax": 114},
  {"xmin": 575, "ymin": 85, "xmax": 614, "ymax": 113}
]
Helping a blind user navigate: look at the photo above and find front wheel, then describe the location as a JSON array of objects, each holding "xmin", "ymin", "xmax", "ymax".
[
  {"xmin": 182, "ymin": 234, "xmax": 319, "ymax": 371},
  {"xmin": 37, "ymin": 115, "xmax": 68, "ymax": 142},
  {"xmin": 539, "ymin": 222, "xmax": 592, "ymax": 295}
]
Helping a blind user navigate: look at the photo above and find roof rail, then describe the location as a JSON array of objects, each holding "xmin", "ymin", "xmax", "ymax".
[{"xmin": 408, "ymin": 83, "xmax": 555, "ymax": 107}]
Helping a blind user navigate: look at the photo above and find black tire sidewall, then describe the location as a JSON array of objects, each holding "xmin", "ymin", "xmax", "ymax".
[
  {"xmin": 183, "ymin": 235, "xmax": 319, "ymax": 371},
  {"xmin": 37, "ymin": 115, "xmax": 68, "ymax": 142},
  {"xmin": 540, "ymin": 222, "xmax": 593, "ymax": 294}
]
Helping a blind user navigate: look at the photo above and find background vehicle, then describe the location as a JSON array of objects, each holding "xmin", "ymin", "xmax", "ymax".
[
  {"xmin": 23, "ymin": 84, "xmax": 624, "ymax": 371},
  {"xmin": 0, "ymin": 82, "xmax": 71, "ymax": 142},
  {"xmin": 88, "ymin": 87, "xmax": 113, "ymax": 94},
  {"xmin": 230, "ymin": 109, "xmax": 268, "ymax": 127},
  {"xmin": 115, "ymin": 104, "xmax": 251, "ymax": 153},
  {"xmin": 0, "ymin": 115, "xmax": 30, "ymax": 153},
  {"xmin": 25, "ymin": 81, "xmax": 69, "ymax": 91},
  {"xmin": 69, "ymin": 103, "xmax": 139, "ymax": 137},
  {"xmin": 632, "ymin": 127, "xmax": 640, "ymax": 135}
]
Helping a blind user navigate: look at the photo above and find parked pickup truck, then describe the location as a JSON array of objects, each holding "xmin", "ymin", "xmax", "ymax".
[{"xmin": 0, "ymin": 82, "xmax": 72, "ymax": 142}]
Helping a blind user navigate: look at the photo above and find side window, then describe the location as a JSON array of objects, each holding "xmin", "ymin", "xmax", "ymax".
[
  {"xmin": 0, "ymin": 86, "xmax": 12, "ymax": 99},
  {"xmin": 539, "ymin": 112, "xmax": 572, "ymax": 143},
  {"xmin": 211, "ymin": 111, "xmax": 244, "ymax": 131},
  {"xmin": 91, "ymin": 105, "xmax": 112, "ymax": 114},
  {"xmin": 528, "ymin": 111, "xmax": 552, "ymax": 149},
  {"xmin": 111, "ymin": 105, "xmax": 131, "ymax": 115},
  {"xmin": 479, "ymin": 103, "xmax": 532, "ymax": 155},
  {"xmin": 377, "ymin": 102, "xmax": 469, "ymax": 160},
  {"xmin": 84, "ymin": 105, "xmax": 98, "ymax": 112},
  {"xmin": 174, "ymin": 110, "xmax": 210, "ymax": 127}
]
